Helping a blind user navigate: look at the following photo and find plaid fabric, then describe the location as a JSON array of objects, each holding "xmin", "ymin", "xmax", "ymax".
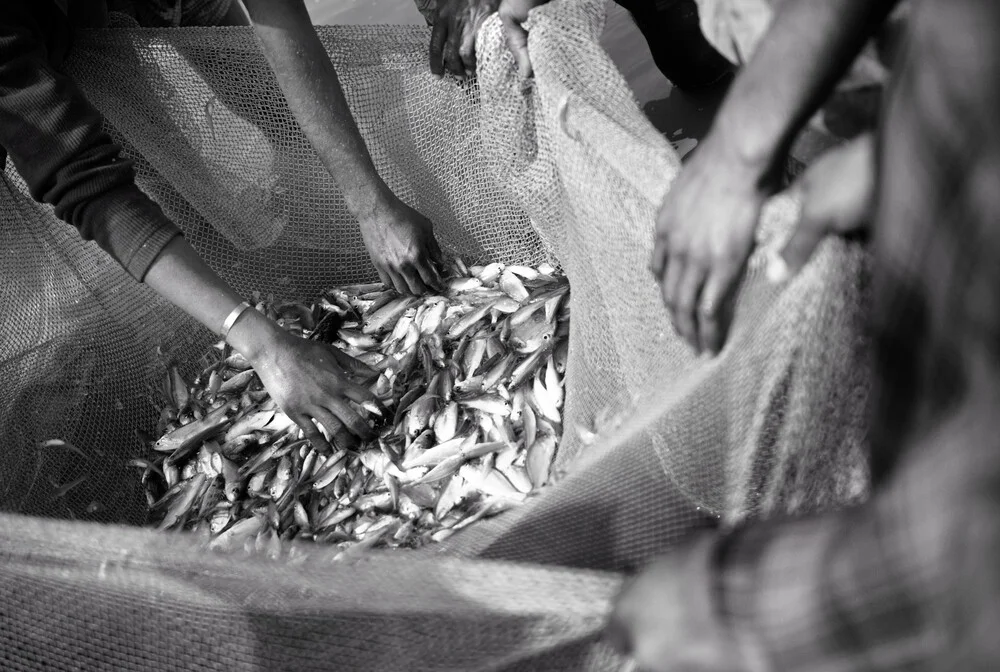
[{"xmin": 674, "ymin": 0, "xmax": 1000, "ymax": 669}]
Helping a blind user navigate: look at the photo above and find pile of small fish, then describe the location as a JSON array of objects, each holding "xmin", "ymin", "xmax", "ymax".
[{"xmin": 134, "ymin": 259, "xmax": 569, "ymax": 557}]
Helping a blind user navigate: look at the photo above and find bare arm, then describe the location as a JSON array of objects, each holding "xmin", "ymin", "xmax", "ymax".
[
  {"xmin": 709, "ymin": 0, "xmax": 900, "ymax": 180},
  {"xmin": 651, "ymin": 0, "xmax": 899, "ymax": 357},
  {"xmin": 240, "ymin": 0, "xmax": 386, "ymax": 219},
  {"xmin": 240, "ymin": 0, "xmax": 444, "ymax": 295},
  {"xmin": 145, "ymin": 237, "xmax": 377, "ymax": 446}
]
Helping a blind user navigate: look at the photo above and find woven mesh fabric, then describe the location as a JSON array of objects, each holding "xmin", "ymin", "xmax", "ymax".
[
  {"xmin": 0, "ymin": 513, "xmax": 624, "ymax": 671},
  {"xmin": 0, "ymin": 2, "xmax": 871, "ymax": 668}
]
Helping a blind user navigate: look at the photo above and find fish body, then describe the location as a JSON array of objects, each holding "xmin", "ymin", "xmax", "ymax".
[
  {"xmin": 509, "ymin": 311, "xmax": 555, "ymax": 355},
  {"xmin": 461, "ymin": 339, "xmax": 487, "ymax": 379},
  {"xmin": 532, "ymin": 373, "xmax": 562, "ymax": 424},
  {"xmin": 447, "ymin": 303, "xmax": 493, "ymax": 339},
  {"xmin": 553, "ymin": 339, "xmax": 569, "ymax": 374},
  {"xmin": 223, "ymin": 409, "xmax": 275, "ymax": 444},
  {"xmin": 499, "ymin": 270, "xmax": 529, "ymax": 302},
  {"xmin": 363, "ymin": 297, "xmax": 415, "ymax": 335},
  {"xmin": 481, "ymin": 355, "xmax": 515, "ymax": 393},
  {"xmin": 491, "ymin": 297, "xmax": 521, "ymax": 314},
  {"xmin": 460, "ymin": 394, "xmax": 510, "ymax": 417},
  {"xmin": 413, "ymin": 453, "xmax": 464, "ymax": 485},
  {"xmin": 268, "ymin": 456, "xmax": 292, "ymax": 501},
  {"xmin": 419, "ymin": 300, "xmax": 447, "ymax": 334},
  {"xmin": 338, "ymin": 329, "xmax": 379, "ymax": 350},
  {"xmin": 154, "ymin": 401, "xmax": 235, "ymax": 455},
  {"xmin": 545, "ymin": 357, "xmax": 564, "ymax": 409},
  {"xmin": 500, "ymin": 464, "xmax": 533, "ymax": 494},
  {"xmin": 405, "ymin": 395, "xmax": 437, "ymax": 438},
  {"xmin": 447, "ymin": 277, "xmax": 482, "ymax": 293},
  {"xmin": 476, "ymin": 262, "xmax": 503, "ymax": 284},
  {"xmin": 433, "ymin": 401, "xmax": 459, "ymax": 442},
  {"xmin": 508, "ymin": 349, "xmax": 546, "ymax": 390},
  {"xmin": 403, "ymin": 434, "xmax": 470, "ymax": 469},
  {"xmin": 526, "ymin": 425, "xmax": 558, "ymax": 488},
  {"xmin": 477, "ymin": 469, "xmax": 527, "ymax": 501},
  {"xmin": 435, "ymin": 474, "xmax": 466, "ymax": 520}
]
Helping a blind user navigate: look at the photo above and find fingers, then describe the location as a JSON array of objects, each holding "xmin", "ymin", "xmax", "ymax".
[
  {"xmin": 330, "ymin": 348, "xmax": 379, "ymax": 383},
  {"xmin": 381, "ymin": 260, "xmax": 441, "ymax": 297},
  {"xmin": 459, "ymin": 18, "xmax": 478, "ymax": 78},
  {"xmin": 673, "ymin": 262, "xmax": 708, "ymax": 354},
  {"xmin": 376, "ymin": 268, "xmax": 394, "ymax": 290},
  {"xmin": 311, "ymin": 407, "xmax": 346, "ymax": 449},
  {"xmin": 778, "ymin": 215, "xmax": 827, "ymax": 278},
  {"xmin": 400, "ymin": 266, "xmax": 428, "ymax": 296},
  {"xmin": 416, "ymin": 260, "xmax": 443, "ymax": 294},
  {"xmin": 293, "ymin": 413, "xmax": 332, "ymax": 453},
  {"xmin": 650, "ymin": 231, "xmax": 669, "ymax": 279},
  {"xmin": 443, "ymin": 27, "xmax": 465, "ymax": 77},
  {"xmin": 500, "ymin": 3, "xmax": 532, "ymax": 78},
  {"xmin": 329, "ymin": 398, "xmax": 376, "ymax": 440},
  {"xmin": 698, "ymin": 267, "xmax": 738, "ymax": 356},
  {"xmin": 660, "ymin": 248, "xmax": 684, "ymax": 323},
  {"xmin": 429, "ymin": 13, "xmax": 448, "ymax": 76},
  {"xmin": 651, "ymin": 196, "xmax": 672, "ymax": 277},
  {"xmin": 387, "ymin": 268, "xmax": 409, "ymax": 295},
  {"xmin": 338, "ymin": 377, "xmax": 378, "ymax": 407}
]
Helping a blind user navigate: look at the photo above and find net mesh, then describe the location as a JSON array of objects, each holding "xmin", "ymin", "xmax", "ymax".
[{"xmin": 0, "ymin": 2, "xmax": 871, "ymax": 669}]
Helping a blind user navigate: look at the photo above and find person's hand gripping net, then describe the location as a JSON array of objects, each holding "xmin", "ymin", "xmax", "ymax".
[
  {"xmin": 650, "ymin": 144, "xmax": 769, "ymax": 356},
  {"xmin": 429, "ymin": 0, "xmax": 501, "ymax": 78}
]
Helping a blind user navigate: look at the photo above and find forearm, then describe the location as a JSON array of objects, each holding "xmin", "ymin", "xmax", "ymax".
[
  {"xmin": 241, "ymin": 0, "xmax": 391, "ymax": 220},
  {"xmin": 0, "ymin": 3, "xmax": 183, "ymax": 280},
  {"xmin": 143, "ymin": 237, "xmax": 281, "ymax": 361},
  {"xmin": 707, "ymin": 0, "xmax": 899, "ymax": 181}
]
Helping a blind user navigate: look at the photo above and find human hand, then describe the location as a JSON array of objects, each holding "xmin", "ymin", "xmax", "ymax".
[
  {"xmin": 651, "ymin": 142, "xmax": 772, "ymax": 356},
  {"xmin": 429, "ymin": 0, "xmax": 500, "ymax": 78},
  {"xmin": 768, "ymin": 133, "xmax": 875, "ymax": 282},
  {"xmin": 235, "ymin": 314, "xmax": 380, "ymax": 450},
  {"xmin": 498, "ymin": 0, "xmax": 551, "ymax": 78},
  {"xmin": 359, "ymin": 197, "xmax": 444, "ymax": 296},
  {"xmin": 605, "ymin": 546, "xmax": 767, "ymax": 672}
]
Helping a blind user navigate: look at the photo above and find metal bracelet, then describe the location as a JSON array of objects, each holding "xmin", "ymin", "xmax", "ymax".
[{"xmin": 221, "ymin": 301, "xmax": 252, "ymax": 340}]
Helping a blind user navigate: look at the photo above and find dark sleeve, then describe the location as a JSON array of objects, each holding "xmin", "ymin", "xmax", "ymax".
[{"xmin": 0, "ymin": 2, "xmax": 181, "ymax": 281}]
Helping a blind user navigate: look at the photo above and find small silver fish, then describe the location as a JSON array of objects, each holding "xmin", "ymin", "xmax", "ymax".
[{"xmin": 499, "ymin": 270, "xmax": 529, "ymax": 302}]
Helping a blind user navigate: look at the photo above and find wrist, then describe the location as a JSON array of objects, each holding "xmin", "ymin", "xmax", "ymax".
[
  {"xmin": 709, "ymin": 112, "xmax": 788, "ymax": 187},
  {"xmin": 225, "ymin": 306, "xmax": 285, "ymax": 364},
  {"xmin": 346, "ymin": 177, "xmax": 396, "ymax": 224}
]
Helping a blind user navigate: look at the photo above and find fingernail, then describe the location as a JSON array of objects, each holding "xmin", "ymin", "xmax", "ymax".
[{"xmin": 766, "ymin": 251, "xmax": 790, "ymax": 284}]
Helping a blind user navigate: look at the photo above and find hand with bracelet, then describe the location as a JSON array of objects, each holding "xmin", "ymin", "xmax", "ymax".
[
  {"xmin": 1, "ymin": 1, "xmax": 379, "ymax": 451},
  {"xmin": 146, "ymin": 237, "xmax": 378, "ymax": 451}
]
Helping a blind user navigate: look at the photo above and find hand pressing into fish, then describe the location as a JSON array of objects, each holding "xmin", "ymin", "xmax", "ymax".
[
  {"xmin": 359, "ymin": 196, "xmax": 445, "ymax": 296},
  {"xmin": 229, "ymin": 312, "xmax": 382, "ymax": 451}
]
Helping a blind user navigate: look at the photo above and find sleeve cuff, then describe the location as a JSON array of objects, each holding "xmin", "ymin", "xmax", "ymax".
[{"xmin": 76, "ymin": 184, "xmax": 183, "ymax": 281}]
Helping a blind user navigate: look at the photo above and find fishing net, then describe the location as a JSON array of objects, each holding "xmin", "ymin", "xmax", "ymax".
[{"xmin": 0, "ymin": 1, "xmax": 871, "ymax": 669}]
